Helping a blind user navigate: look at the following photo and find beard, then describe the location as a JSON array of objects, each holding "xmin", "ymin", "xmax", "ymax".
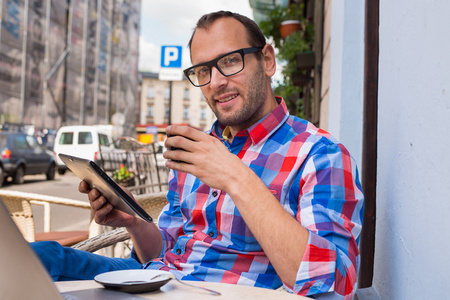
[{"xmin": 206, "ymin": 62, "xmax": 268, "ymax": 129}]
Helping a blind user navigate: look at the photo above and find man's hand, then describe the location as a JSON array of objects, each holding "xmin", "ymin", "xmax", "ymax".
[
  {"xmin": 164, "ymin": 125, "xmax": 246, "ymax": 192},
  {"xmin": 78, "ymin": 180, "xmax": 137, "ymax": 228},
  {"xmin": 79, "ymin": 180, "xmax": 163, "ymax": 263}
]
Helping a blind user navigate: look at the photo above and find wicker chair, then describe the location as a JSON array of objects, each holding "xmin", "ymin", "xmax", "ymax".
[
  {"xmin": 0, "ymin": 189, "xmax": 168, "ymax": 256},
  {"xmin": 0, "ymin": 190, "xmax": 92, "ymax": 246},
  {"xmin": 71, "ymin": 191, "xmax": 168, "ymax": 257}
]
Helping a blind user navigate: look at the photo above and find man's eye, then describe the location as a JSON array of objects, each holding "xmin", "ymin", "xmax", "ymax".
[
  {"xmin": 226, "ymin": 57, "xmax": 237, "ymax": 64},
  {"xmin": 193, "ymin": 66, "xmax": 209, "ymax": 79},
  {"xmin": 220, "ymin": 54, "xmax": 241, "ymax": 67}
]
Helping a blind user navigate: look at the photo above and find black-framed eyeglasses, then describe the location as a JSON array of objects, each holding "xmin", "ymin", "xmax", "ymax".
[{"xmin": 183, "ymin": 47, "xmax": 263, "ymax": 87}]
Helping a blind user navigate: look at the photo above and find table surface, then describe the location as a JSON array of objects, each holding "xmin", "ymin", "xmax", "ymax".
[{"xmin": 55, "ymin": 280, "xmax": 309, "ymax": 299}]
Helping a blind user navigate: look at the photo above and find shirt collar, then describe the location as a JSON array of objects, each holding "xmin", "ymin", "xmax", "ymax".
[
  {"xmin": 211, "ymin": 97, "xmax": 289, "ymax": 145},
  {"xmin": 222, "ymin": 126, "xmax": 232, "ymax": 142}
]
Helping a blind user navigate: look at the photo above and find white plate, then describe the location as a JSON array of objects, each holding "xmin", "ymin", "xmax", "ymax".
[{"xmin": 94, "ymin": 269, "xmax": 172, "ymax": 293}]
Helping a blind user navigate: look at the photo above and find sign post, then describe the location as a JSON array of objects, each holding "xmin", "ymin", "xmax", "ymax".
[
  {"xmin": 159, "ymin": 46, "xmax": 183, "ymax": 125},
  {"xmin": 159, "ymin": 46, "xmax": 183, "ymax": 81}
]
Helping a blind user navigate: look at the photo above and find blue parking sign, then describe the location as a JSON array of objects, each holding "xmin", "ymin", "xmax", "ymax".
[{"xmin": 161, "ymin": 46, "xmax": 182, "ymax": 68}]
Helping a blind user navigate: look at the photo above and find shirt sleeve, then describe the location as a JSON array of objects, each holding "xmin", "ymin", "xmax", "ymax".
[{"xmin": 291, "ymin": 140, "xmax": 364, "ymax": 299}]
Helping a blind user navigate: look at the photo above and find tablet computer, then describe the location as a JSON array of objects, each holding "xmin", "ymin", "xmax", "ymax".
[{"xmin": 58, "ymin": 153, "xmax": 153, "ymax": 223}]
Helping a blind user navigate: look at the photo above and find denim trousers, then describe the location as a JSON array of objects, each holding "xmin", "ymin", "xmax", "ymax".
[{"xmin": 30, "ymin": 241, "xmax": 143, "ymax": 281}]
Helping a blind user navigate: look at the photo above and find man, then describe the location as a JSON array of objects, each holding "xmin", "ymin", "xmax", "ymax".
[{"xmin": 32, "ymin": 11, "xmax": 364, "ymax": 299}]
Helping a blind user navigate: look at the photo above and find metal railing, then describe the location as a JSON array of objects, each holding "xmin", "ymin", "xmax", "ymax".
[{"xmin": 99, "ymin": 139, "xmax": 169, "ymax": 195}]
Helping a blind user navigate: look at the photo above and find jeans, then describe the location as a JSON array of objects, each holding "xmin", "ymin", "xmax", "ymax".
[{"xmin": 30, "ymin": 241, "xmax": 143, "ymax": 281}]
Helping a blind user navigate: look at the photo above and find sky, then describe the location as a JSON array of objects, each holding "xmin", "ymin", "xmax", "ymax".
[{"xmin": 138, "ymin": 0, "xmax": 254, "ymax": 73}]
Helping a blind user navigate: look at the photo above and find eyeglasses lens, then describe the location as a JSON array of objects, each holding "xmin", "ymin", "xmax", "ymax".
[{"xmin": 188, "ymin": 52, "xmax": 244, "ymax": 86}]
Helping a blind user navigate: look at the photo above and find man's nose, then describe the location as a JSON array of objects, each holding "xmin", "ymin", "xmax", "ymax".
[{"xmin": 209, "ymin": 66, "xmax": 227, "ymax": 89}]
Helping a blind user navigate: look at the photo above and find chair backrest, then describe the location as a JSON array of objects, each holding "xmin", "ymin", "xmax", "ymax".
[
  {"xmin": 0, "ymin": 190, "xmax": 92, "ymax": 246},
  {"xmin": 0, "ymin": 196, "xmax": 35, "ymax": 242},
  {"xmin": 135, "ymin": 191, "xmax": 168, "ymax": 222},
  {"xmin": 73, "ymin": 191, "xmax": 169, "ymax": 257}
]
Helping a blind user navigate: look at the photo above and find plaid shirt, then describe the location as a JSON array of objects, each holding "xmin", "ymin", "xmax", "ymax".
[{"xmin": 144, "ymin": 98, "xmax": 364, "ymax": 299}]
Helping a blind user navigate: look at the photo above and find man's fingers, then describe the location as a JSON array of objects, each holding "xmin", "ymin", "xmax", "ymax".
[
  {"xmin": 93, "ymin": 203, "xmax": 113, "ymax": 224},
  {"xmin": 166, "ymin": 124, "xmax": 206, "ymax": 142},
  {"xmin": 78, "ymin": 180, "xmax": 90, "ymax": 193},
  {"xmin": 87, "ymin": 188, "xmax": 102, "ymax": 202},
  {"xmin": 90, "ymin": 196, "xmax": 107, "ymax": 210}
]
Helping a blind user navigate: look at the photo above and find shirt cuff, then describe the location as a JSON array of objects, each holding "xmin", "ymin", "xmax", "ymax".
[{"xmin": 293, "ymin": 231, "xmax": 338, "ymax": 296}]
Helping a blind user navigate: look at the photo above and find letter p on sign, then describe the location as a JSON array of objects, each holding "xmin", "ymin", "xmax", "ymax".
[{"xmin": 161, "ymin": 46, "xmax": 182, "ymax": 68}]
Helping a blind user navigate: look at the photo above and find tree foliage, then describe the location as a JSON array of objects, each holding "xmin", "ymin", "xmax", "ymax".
[{"xmin": 259, "ymin": 4, "xmax": 314, "ymax": 118}]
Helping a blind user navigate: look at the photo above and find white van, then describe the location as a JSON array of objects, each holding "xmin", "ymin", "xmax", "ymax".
[{"xmin": 53, "ymin": 125, "xmax": 115, "ymax": 174}]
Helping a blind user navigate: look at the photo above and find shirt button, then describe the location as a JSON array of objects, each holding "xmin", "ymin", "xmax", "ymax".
[
  {"xmin": 176, "ymin": 249, "xmax": 181, "ymax": 254},
  {"xmin": 208, "ymin": 231, "xmax": 214, "ymax": 237},
  {"xmin": 212, "ymin": 191, "xmax": 218, "ymax": 197}
]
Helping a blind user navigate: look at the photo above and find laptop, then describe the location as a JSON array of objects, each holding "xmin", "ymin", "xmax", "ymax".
[{"xmin": 0, "ymin": 198, "xmax": 144, "ymax": 299}]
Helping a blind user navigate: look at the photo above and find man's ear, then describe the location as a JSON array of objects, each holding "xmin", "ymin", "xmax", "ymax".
[{"xmin": 261, "ymin": 44, "xmax": 276, "ymax": 77}]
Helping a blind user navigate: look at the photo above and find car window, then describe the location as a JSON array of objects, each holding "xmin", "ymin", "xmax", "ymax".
[
  {"xmin": 0, "ymin": 135, "xmax": 6, "ymax": 148},
  {"xmin": 78, "ymin": 132, "xmax": 93, "ymax": 144},
  {"xmin": 25, "ymin": 135, "xmax": 39, "ymax": 150},
  {"xmin": 98, "ymin": 134, "xmax": 110, "ymax": 146},
  {"xmin": 14, "ymin": 135, "xmax": 30, "ymax": 150},
  {"xmin": 59, "ymin": 132, "xmax": 74, "ymax": 145}
]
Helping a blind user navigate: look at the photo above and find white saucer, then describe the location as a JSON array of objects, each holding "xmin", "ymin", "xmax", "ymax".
[{"xmin": 94, "ymin": 269, "xmax": 172, "ymax": 293}]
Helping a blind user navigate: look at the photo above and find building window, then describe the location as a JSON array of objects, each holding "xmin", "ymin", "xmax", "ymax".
[
  {"xmin": 147, "ymin": 86, "xmax": 154, "ymax": 98},
  {"xmin": 164, "ymin": 86, "xmax": 170, "ymax": 99},
  {"xmin": 200, "ymin": 93, "xmax": 205, "ymax": 101},
  {"xmin": 200, "ymin": 107, "xmax": 206, "ymax": 120},
  {"xmin": 183, "ymin": 106, "xmax": 189, "ymax": 119},
  {"xmin": 184, "ymin": 88, "xmax": 189, "ymax": 100},
  {"xmin": 147, "ymin": 105, "xmax": 153, "ymax": 117}
]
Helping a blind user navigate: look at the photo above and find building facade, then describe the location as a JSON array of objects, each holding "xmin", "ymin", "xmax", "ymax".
[
  {"xmin": 138, "ymin": 72, "xmax": 216, "ymax": 143},
  {"xmin": 0, "ymin": 0, "xmax": 141, "ymax": 137}
]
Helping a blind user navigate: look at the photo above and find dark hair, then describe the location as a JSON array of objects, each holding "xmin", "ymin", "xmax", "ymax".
[{"xmin": 188, "ymin": 11, "xmax": 266, "ymax": 60}]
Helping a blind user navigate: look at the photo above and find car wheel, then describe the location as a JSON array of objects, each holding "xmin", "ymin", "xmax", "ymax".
[
  {"xmin": 46, "ymin": 163, "xmax": 56, "ymax": 180},
  {"xmin": 57, "ymin": 168, "xmax": 66, "ymax": 175},
  {"xmin": 0, "ymin": 166, "xmax": 4, "ymax": 187},
  {"xmin": 12, "ymin": 165, "xmax": 25, "ymax": 184}
]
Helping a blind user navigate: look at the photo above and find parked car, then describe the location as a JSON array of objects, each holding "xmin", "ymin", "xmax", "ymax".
[
  {"xmin": 0, "ymin": 132, "xmax": 56, "ymax": 187},
  {"xmin": 53, "ymin": 125, "xmax": 115, "ymax": 175}
]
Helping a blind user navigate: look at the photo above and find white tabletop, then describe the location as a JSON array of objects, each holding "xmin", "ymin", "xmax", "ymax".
[{"xmin": 55, "ymin": 280, "xmax": 308, "ymax": 299}]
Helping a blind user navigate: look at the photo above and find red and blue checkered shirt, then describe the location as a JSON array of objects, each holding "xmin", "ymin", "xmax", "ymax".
[{"xmin": 144, "ymin": 98, "xmax": 364, "ymax": 299}]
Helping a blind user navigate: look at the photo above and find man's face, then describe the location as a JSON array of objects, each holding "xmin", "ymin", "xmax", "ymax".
[{"xmin": 190, "ymin": 18, "xmax": 271, "ymax": 132}]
